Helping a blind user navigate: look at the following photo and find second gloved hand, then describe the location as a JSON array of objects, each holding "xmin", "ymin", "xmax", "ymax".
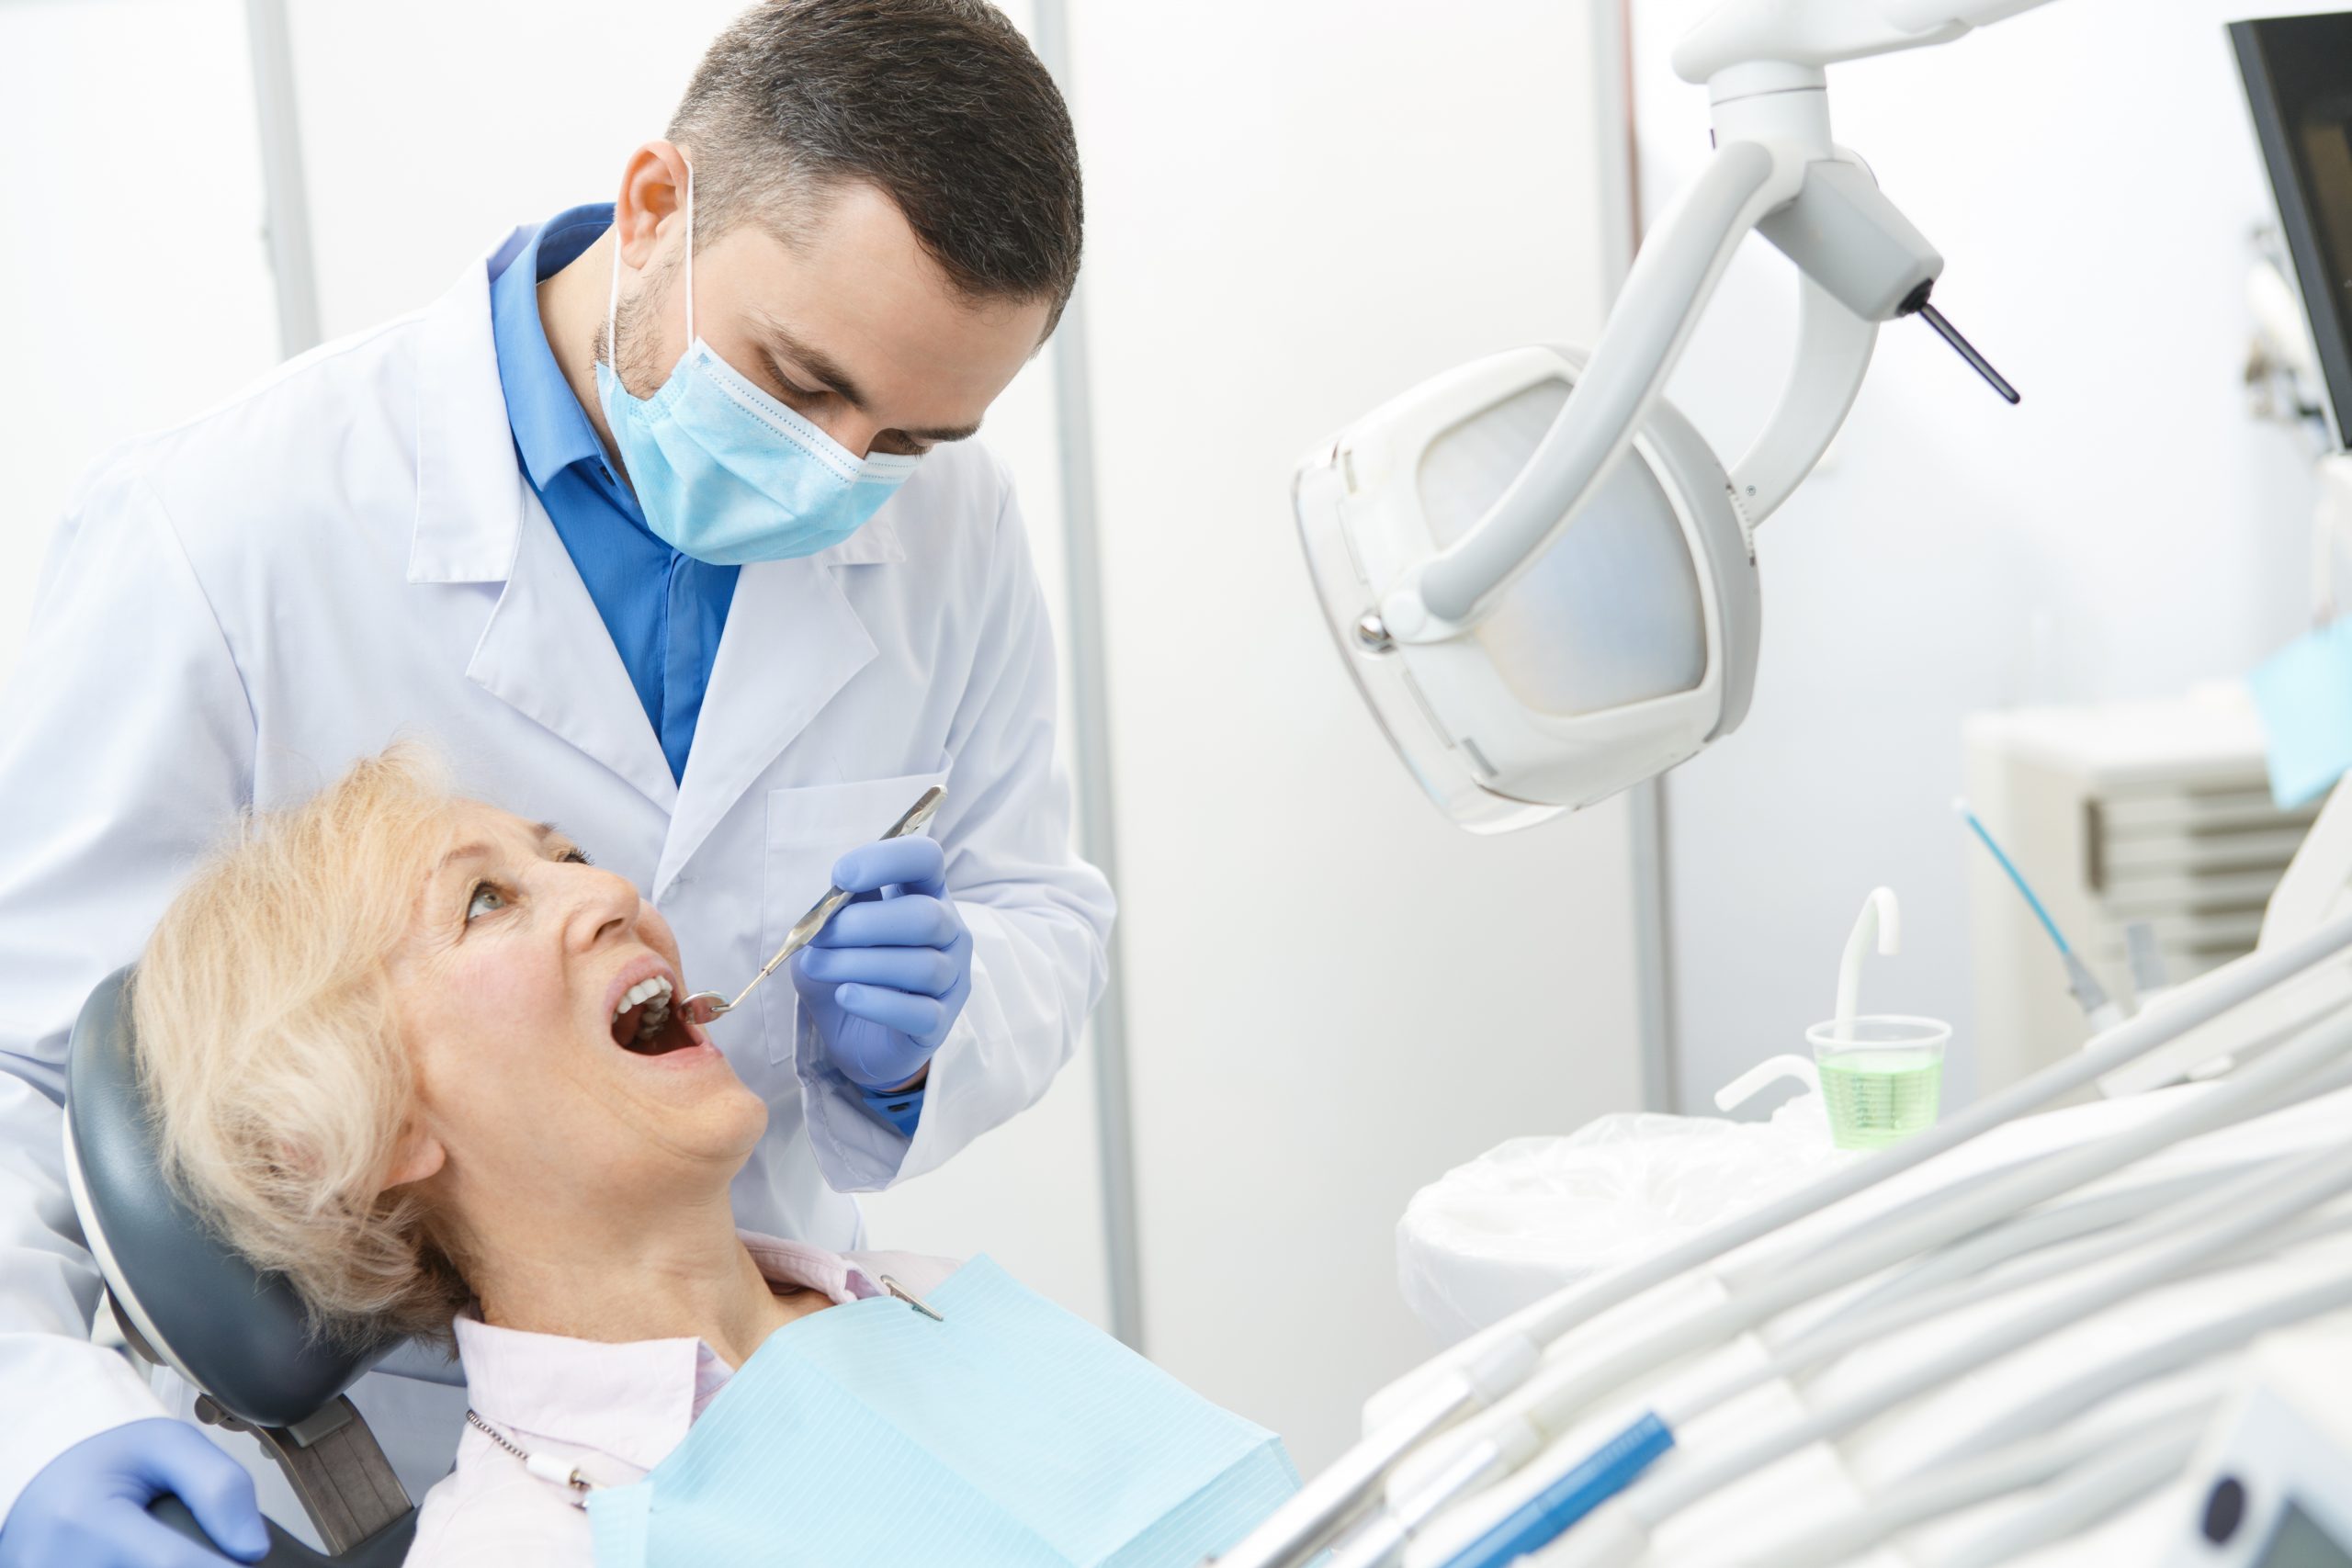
[
  {"xmin": 792, "ymin": 835, "xmax": 972, "ymax": 1090},
  {"xmin": 0, "ymin": 1417, "xmax": 268, "ymax": 1568}
]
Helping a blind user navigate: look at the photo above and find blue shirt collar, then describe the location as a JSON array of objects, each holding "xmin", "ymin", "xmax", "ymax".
[{"xmin": 491, "ymin": 202, "xmax": 621, "ymax": 491}]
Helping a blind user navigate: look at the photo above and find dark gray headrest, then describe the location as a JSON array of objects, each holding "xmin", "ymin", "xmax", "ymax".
[{"xmin": 65, "ymin": 967, "xmax": 393, "ymax": 1429}]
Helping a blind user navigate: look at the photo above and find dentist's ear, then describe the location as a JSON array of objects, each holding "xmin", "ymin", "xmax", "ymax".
[
  {"xmin": 383, "ymin": 1121, "xmax": 447, "ymax": 1190},
  {"xmin": 613, "ymin": 140, "xmax": 693, "ymax": 269}
]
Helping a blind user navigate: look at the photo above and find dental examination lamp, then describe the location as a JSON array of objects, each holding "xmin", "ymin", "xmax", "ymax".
[{"xmin": 1295, "ymin": 0, "xmax": 2037, "ymax": 832}]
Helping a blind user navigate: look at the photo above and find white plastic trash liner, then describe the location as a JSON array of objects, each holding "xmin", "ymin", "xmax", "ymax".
[{"xmin": 1397, "ymin": 1105, "xmax": 1853, "ymax": 1345}]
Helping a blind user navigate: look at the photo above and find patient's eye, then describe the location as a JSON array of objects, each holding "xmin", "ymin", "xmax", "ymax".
[
  {"xmin": 465, "ymin": 881, "xmax": 508, "ymax": 922},
  {"xmin": 558, "ymin": 847, "xmax": 593, "ymax": 867}
]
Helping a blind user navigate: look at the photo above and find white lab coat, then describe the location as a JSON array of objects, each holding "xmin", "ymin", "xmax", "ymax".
[{"xmin": 0, "ymin": 229, "xmax": 1114, "ymax": 1523}]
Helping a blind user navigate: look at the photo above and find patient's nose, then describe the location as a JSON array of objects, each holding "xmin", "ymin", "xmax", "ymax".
[{"xmin": 560, "ymin": 863, "xmax": 644, "ymax": 952}]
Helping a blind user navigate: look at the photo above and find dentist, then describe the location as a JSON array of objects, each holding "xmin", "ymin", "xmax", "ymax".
[{"xmin": 0, "ymin": 2, "xmax": 1112, "ymax": 1563}]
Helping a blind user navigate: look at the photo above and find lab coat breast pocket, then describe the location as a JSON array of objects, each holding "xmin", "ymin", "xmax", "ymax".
[{"xmin": 760, "ymin": 770, "xmax": 950, "ymax": 1066}]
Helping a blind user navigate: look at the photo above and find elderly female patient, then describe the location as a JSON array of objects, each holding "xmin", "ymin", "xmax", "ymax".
[{"xmin": 132, "ymin": 749, "xmax": 1292, "ymax": 1567}]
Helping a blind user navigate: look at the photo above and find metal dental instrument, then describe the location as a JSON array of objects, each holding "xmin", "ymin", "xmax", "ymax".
[{"xmin": 679, "ymin": 784, "xmax": 946, "ymax": 1025}]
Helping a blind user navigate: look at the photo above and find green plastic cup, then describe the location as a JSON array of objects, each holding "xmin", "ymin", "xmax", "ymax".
[{"xmin": 1805, "ymin": 1014, "xmax": 1950, "ymax": 1151}]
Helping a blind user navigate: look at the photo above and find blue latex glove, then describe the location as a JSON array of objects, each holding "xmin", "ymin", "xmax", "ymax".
[
  {"xmin": 0, "ymin": 1418, "xmax": 267, "ymax": 1568},
  {"xmin": 792, "ymin": 836, "xmax": 972, "ymax": 1093}
]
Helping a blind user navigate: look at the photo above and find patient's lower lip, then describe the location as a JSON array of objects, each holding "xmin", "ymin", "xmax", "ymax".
[
  {"xmin": 640, "ymin": 1042, "xmax": 721, "ymax": 1069},
  {"xmin": 616, "ymin": 1015, "xmax": 720, "ymax": 1066}
]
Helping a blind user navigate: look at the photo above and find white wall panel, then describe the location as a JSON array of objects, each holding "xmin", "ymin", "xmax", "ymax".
[
  {"xmin": 1065, "ymin": 0, "xmax": 1643, "ymax": 1469},
  {"xmin": 0, "ymin": 0, "xmax": 282, "ymax": 684}
]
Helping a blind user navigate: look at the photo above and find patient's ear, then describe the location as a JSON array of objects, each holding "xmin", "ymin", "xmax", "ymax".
[{"xmin": 383, "ymin": 1121, "xmax": 446, "ymax": 1189}]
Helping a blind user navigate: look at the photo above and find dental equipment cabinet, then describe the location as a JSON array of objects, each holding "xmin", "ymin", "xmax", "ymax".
[
  {"xmin": 1963, "ymin": 695, "xmax": 2323, "ymax": 1096},
  {"xmin": 1235, "ymin": 1, "xmax": 2352, "ymax": 1564}
]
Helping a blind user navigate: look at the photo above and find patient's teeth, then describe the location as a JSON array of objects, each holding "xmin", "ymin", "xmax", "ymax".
[{"xmin": 611, "ymin": 976, "xmax": 677, "ymax": 1022}]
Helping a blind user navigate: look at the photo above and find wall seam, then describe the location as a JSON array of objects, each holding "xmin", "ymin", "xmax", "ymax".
[{"xmin": 1029, "ymin": 0, "xmax": 1147, "ymax": 1350}]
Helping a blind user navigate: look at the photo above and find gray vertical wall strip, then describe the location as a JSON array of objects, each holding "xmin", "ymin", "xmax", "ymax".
[
  {"xmin": 1029, "ymin": 0, "xmax": 1147, "ymax": 1350},
  {"xmin": 1628, "ymin": 781, "xmax": 1679, "ymax": 1112},
  {"xmin": 244, "ymin": 0, "xmax": 322, "ymax": 357},
  {"xmin": 1590, "ymin": 0, "xmax": 1679, "ymax": 1113}
]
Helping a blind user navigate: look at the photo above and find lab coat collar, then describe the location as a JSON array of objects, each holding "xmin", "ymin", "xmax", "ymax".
[
  {"xmin": 655, "ymin": 553, "xmax": 881, "ymax": 893},
  {"xmin": 411, "ymin": 227, "xmax": 537, "ymax": 586},
  {"xmin": 468, "ymin": 494, "xmax": 679, "ymax": 812},
  {"xmin": 652, "ymin": 504, "xmax": 919, "ymax": 886},
  {"xmin": 428, "ymin": 234, "xmax": 685, "ymax": 807},
  {"xmin": 805, "ymin": 513, "xmax": 907, "ymax": 568}
]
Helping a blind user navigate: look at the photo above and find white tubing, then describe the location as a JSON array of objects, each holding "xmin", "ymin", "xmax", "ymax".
[
  {"xmin": 1832, "ymin": 887, "xmax": 1900, "ymax": 1040},
  {"xmin": 1530, "ymin": 1154, "xmax": 2352, "ymax": 1568},
  {"xmin": 1781, "ymin": 1163, "xmax": 2250, "ymax": 1337},
  {"xmin": 1381, "ymin": 1015, "xmax": 2352, "ymax": 1565},
  {"xmin": 1925, "ymin": 1263, "xmax": 2352, "ymax": 1470},
  {"xmin": 1527, "ymin": 1010, "xmax": 2352, "ymax": 1442},
  {"xmin": 1245, "ymin": 911, "xmax": 2352, "ymax": 1568},
  {"xmin": 1743, "ymin": 1389, "xmax": 2217, "ymax": 1568},
  {"xmin": 1667, "ymin": 1157, "xmax": 2303, "ymax": 1428},
  {"xmin": 1934, "ymin": 1423, "xmax": 2204, "ymax": 1568},
  {"xmin": 1629, "ymin": 1143, "xmax": 2352, "ymax": 1532}
]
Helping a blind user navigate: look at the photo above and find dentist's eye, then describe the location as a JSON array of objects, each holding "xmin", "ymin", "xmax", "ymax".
[
  {"xmin": 465, "ymin": 881, "xmax": 508, "ymax": 922},
  {"xmin": 763, "ymin": 355, "xmax": 826, "ymax": 401}
]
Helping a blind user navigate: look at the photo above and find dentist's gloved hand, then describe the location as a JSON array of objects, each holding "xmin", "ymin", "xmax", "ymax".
[
  {"xmin": 0, "ymin": 1418, "xmax": 268, "ymax": 1568},
  {"xmin": 792, "ymin": 835, "xmax": 972, "ymax": 1094}
]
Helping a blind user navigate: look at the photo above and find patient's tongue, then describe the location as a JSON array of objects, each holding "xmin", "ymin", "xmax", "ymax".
[{"xmin": 611, "ymin": 1002, "xmax": 647, "ymax": 1049}]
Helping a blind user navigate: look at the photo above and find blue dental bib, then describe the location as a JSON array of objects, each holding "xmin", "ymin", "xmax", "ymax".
[{"xmin": 586, "ymin": 1257, "xmax": 1297, "ymax": 1567}]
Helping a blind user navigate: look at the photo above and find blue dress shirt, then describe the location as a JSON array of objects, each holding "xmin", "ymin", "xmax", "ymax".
[
  {"xmin": 489, "ymin": 203, "xmax": 737, "ymax": 784},
  {"xmin": 489, "ymin": 207, "xmax": 925, "ymax": 1137}
]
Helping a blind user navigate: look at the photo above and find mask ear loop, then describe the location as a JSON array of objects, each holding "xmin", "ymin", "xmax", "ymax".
[
  {"xmin": 605, "ymin": 156, "xmax": 695, "ymax": 379},
  {"xmin": 604, "ymin": 212, "xmax": 622, "ymax": 373}
]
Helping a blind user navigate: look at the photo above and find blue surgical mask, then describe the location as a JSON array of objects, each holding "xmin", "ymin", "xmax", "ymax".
[{"xmin": 594, "ymin": 167, "xmax": 920, "ymax": 566}]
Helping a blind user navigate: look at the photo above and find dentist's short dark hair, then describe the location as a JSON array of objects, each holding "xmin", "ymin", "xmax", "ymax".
[{"xmin": 670, "ymin": 0, "xmax": 1084, "ymax": 332}]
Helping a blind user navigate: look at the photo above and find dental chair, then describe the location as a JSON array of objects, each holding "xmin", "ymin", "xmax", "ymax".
[{"xmin": 61, "ymin": 968, "xmax": 419, "ymax": 1566}]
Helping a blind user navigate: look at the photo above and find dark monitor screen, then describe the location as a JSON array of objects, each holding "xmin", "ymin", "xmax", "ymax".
[{"xmin": 2233, "ymin": 12, "xmax": 2352, "ymax": 448}]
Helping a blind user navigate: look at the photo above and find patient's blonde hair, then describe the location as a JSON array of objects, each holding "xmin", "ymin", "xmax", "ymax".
[{"xmin": 134, "ymin": 745, "xmax": 476, "ymax": 1348}]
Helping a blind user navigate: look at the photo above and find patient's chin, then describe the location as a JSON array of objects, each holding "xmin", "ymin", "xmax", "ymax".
[
  {"xmin": 645, "ymin": 1102, "xmax": 768, "ymax": 1194},
  {"xmin": 615, "ymin": 1048, "xmax": 769, "ymax": 1158}
]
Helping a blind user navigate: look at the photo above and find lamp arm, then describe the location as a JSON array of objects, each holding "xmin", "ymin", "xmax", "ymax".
[
  {"xmin": 1731, "ymin": 265, "xmax": 1879, "ymax": 527},
  {"xmin": 1380, "ymin": 139, "xmax": 1792, "ymax": 643}
]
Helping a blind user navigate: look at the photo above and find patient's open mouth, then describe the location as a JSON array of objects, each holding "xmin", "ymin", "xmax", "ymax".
[{"xmin": 610, "ymin": 975, "xmax": 694, "ymax": 1055}]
